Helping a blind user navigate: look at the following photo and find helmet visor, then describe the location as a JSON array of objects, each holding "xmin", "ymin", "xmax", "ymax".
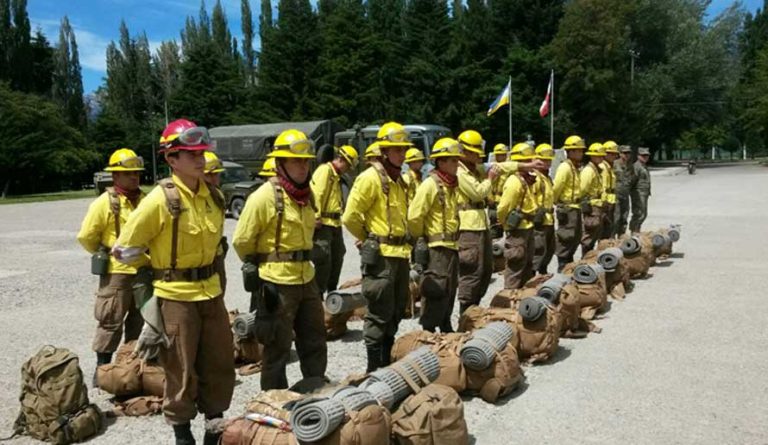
[
  {"xmin": 438, "ymin": 142, "xmax": 463, "ymax": 156},
  {"xmin": 110, "ymin": 156, "xmax": 144, "ymax": 170},
  {"xmin": 377, "ymin": 128, "xmax": 410, "ymax": 144},
  {"xmin": 277, "ymin": 138, "xmax": 315, "ymax": 155}
]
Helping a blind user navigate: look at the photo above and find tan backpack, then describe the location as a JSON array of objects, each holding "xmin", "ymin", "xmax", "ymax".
[
  {"xmin": 573, "ymin": 278, "xmax": 608, "ymax": 321},
  {"xmin": 391, "ymin": 384, "xmax": 469, "ymax": 445},
  {"xmin": 325, "ymin": 310, "xmax": 353, "ymax": 340},
  {"xmin": 317, "ymin": 404, "xmax": 392, "ymax": 445},
  {"xmin": 10, "ymin": 346, "xmax": 102, "ymax": 444},
  {"xmin": 515, "ymin": 305, "xmax": 561, "ymax": 364},
  {"xmin": 228, "ymin": 310, "xmax": 264, "ymax": 375},
  {"xmin": 457, "ymin": 305, "xmax": 518, "ymax": 333},
  {"xmin": 96, "ymin": 341, "xmax": 165, "ymax": 399}
]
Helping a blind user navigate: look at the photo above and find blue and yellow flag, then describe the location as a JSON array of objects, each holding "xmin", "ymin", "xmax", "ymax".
[{"xmin": 487, "ymin": 80, "xmax": 511, "ymax": 116}]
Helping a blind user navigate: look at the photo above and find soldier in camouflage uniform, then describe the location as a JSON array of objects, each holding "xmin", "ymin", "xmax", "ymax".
[
  {"xmin": 629, "ymin": 147, "xmax": 651, "ymax": 233},
  {"xmin": 613, "ymin": 145, "xmax": 637, "ymax": 236}
]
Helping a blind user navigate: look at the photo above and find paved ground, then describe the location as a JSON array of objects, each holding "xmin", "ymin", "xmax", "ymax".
[{"xmin": 0, "ymin": 165, "xmax": 766, "ymax": 444}]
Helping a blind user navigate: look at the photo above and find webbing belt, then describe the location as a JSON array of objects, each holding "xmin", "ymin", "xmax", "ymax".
[
  {"xmin": 154, "ymin": 263, "xmax": 216, "ymax": 282},
  {"xmin": 427, "ymin": 233, "xmax": 459, "ymax": 243},
  {"xmin": 258, "ymin": 249, "xmax": 312, "ymax": 263}
]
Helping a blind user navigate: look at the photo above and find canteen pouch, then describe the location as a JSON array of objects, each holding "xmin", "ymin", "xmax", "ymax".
[
  {"xmin": 580, "ymin": 198, "xmax": 593, "ymax": 215},
  {"xmin": 132, "ymin": 267, "xmax": 154, "ymax": 309},
  {"xmin": 506, "ymin": 210, "xmax": 523, "ymax": 229},
  {"xmin": 533, "ymin": 208, "xmax": 546, "ymax": 228},
  {"xmin": 555, "ymin": 208, "xmax": 569, "ymax": 226},
  {"xmin": 360, "ymin": 237, "xmax": 382, "ymax": 267},
  {"xmin": 241, "ymin": 256, "xmax": 261, "ymax": 293},
  {"xmin": 91, "ymin": 247, "xmax": 110, "ymax": 276}
]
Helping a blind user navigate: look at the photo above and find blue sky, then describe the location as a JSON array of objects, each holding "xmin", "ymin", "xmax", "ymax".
[{"xmin": 27, "ymin": 0, "xmax": 764, "ymax": 94}]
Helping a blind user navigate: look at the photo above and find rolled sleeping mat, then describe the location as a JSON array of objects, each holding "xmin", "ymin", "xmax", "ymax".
[
  {"xmin": 651, "ymin": 233, "xmax": 666, "ymax": 249},
  {"xmin": 324, "ymin": 291, "xmax": 368, "ymax": 315},
  {"xmin": 460, "ymin": 337, "xmax": 498, "ymax": 371},
  {"xmin": 597, "ymin": 247, "xmax": 623, "ymax": 271},
  {"xmin": 398, "ymin": 346, "xmax": 441, "ymax": 388},
  {"xmin": 332, "ymin": 386, "xmax": 378, "ymax": 412},
  {"xmin": 363, "ymin": 380, "xmax": 395, "ymax": 410},
  {"xmin": 492, "ymin": 240, "xmax": 504, "ymax": 257},
  {"xmin": 232, "ymin": 312, "xmax": 257, "ymax": 339},
  {"xmin": 518, "ymin": 296, "xmax": 551, "ymax": 322},
  {"xmin": 290, "ymin": 397, "xmax": 346, "ymax": 442},
  {"xmin": 620, "ymin": 237, "xmax": 642, "ymax": 256},
  {"xmin": 472, "ymin": 321, "xmax": 515, "ymax": 352},
  {"xmin": 573, "ymin": 263, "xmax": 602, "ymax": 284},
  {"xmin": 361, "ymin": 368, "xmax": 410, "ymax": 405},
  {"xmin": 667, "ymin": 226, "xmax": 681, "ymax": 242},
  {"xmin": 537, "ymin": 273, "xmax": 571, "ymax": 303},
  {"xmin": 409, "ymin": 268, "xmax": 421, "ymax": 282}
]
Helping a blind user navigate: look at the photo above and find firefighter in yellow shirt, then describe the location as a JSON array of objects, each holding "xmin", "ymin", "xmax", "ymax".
[
  {"xmin": 407, "ymin": 138, "xmax": 462, "ymax": 333},
  {"xmin": 364, "ymin": 141, "xmax": 383, "ymax": 166},
  {"xmin": 580, "ymin": 143, "xmax": 606, "ymax": 254},
  {"xmin": 203, "ymin": 151, "xmax": 229, "ymax": 297},
  {"xmin": 600, "ymin": 141, "xmax": 619, "ymax": 239},
  {"xmin": 311, "ymin": 145, "xmax": 358, "ymax": 295},
  {"xmin": 497, "ymin": 143, "xmax": 539, "ymax": 289},
  {"xmin": 233, "ymin": 129, "xmax": 327, "ymax": 391},
  {"xmin": 488, "ymin": 143, "xmax": 510, "ymax": 239},
  {"xmin": 342, "ymin": 121, "xmax": 412, "ymax": 372},
  {"xmin": 402, "ymin": 147, "xmax": 426, "ymax": 203},
  {"xmin": 112, "ymin": 119, "xmax": 233, "ymax": 445},
  {"xmin": 553, "ymin": 135, "xmax": 586, "ymax": 271},
  {"xmin": 532, "ymin": 143, "xmax": 556, "ymax": 274},
  {"xmin": 77, "ymin": 148, "xmax": 148, "ymax": 380}
]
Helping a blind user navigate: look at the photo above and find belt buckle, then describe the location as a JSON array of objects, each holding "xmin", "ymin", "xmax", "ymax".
[{"xmin": 189, "ymin": 268, "xmax": 199, "ymax": 281}]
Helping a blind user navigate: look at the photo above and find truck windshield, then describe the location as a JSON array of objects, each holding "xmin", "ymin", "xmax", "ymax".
[{"xmin": 221, "ymin": 167, "xmax": 251, "ymax": 183}]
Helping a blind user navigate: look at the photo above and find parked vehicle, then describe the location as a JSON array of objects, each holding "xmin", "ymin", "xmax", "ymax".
[
  {"xmin": 219, "ymin": 161, "xmax": 264, "ymax": 219},
  {"xmin": 93, "ymin": 171, "xmax": 113, "ymax": 195}
]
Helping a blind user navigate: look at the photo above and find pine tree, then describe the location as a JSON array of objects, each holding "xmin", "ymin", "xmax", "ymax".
[
  {"xmin": 241, "ymin": 0, "xmax": 255, "ymax": 85},
  {"xmin": 212, "ymin": 0, "xmax": 233, "ymax": 55},
  {"xmin": 52, "ymin": 16, "xmax": 86, "ymax": 129},
  {"xmin": 0, "ymin": 0, "xmax": 10, "ymax": 80},
  {"xmin": 366, "ymin": 0, "xmax": 406, "ymax": 120}
]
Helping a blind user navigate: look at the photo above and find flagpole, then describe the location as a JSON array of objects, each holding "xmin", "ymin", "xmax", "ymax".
[
  {"xmin": 549, "ymin": 70, "xmax": 554, "ymax": 149},
  {"xmin": 508, "ymin": 76, "xmax": 513, "ymax": 149}
]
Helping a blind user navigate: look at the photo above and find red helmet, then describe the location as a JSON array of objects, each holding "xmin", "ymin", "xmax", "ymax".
[{"xmin": 160, "ymin": 119, "xmax": 211, "ymax": 152}]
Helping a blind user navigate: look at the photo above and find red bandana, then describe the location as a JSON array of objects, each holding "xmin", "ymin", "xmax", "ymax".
[
  {"xmin": 113, "ymin": 184, "xmax": 141, "ymax": 207},
  {"xmin": 277, "ymin": 168, "xmax": 312, "ymax": 206},
  {"xmin": 434, "ymin": 170, "xmax": 458, "ymax": 188},
  {"xmin": 382, "ymin": 159, "xmax": 403, "ymax": 182}
]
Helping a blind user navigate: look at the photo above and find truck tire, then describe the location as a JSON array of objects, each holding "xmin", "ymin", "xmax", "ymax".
[{"xmin": 230, "ymin": 197, "xmax": 245, "ymax": 220}]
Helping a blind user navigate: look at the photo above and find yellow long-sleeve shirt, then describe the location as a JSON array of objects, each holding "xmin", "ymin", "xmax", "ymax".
[
  {"xmin": 498, "ymin": 174, "xmax": 538, "ymax": 231},
  {"xmin": 491, "ymin": 166, "xmax": 512, "ymax": 204},
  {"xmin": 311, "ymin": 162, "xmax": 343, "ymax": 227},
  {"xmin": 232, "ymin": 180, "xmax": 316, "ymax": 285},
  {"xmin": 401, "ymin": 169, "xmax": 422, "ymax": 204},
  {"xmin": 533, "ymin": 170, "xmax": 555, "ymax": 226},
  {"xmin": 553, "ymin": 159, "xmax": 581, "ymax": 209},
  {"xmin": 600, "ymin": 160, "xmax": 617, "ymax": 205},
  {"xmin": 77, "ymin": 189, "xmax": 150, "ymax": 274},
  {"xmin": 342, "ymin": 164, "xmax": 411, "ymax": 259},
  {"xmin": 580, "ymin": 162, "xmax": 604, "ymax": 207},
  {"xmin": 407, "ymin": 175, "xmax": 460, "ymax": 250},
  {"xmin": 456, "ymin": 162, "xmax": 492, "ymax": 231},
  {"xmin": 115, "ymin": 175, "xmax": 223, "ymax": 301}
]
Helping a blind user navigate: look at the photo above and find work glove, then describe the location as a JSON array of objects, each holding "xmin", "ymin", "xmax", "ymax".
[
  {"xmin": 135, "ymin": 322, "xmax": 170, "ymax": 361},
  {"xmin": 111, "ymin": 245, "xmax": 148, "ymax": 264}
]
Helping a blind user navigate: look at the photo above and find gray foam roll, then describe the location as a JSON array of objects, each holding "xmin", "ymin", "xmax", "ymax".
[
  {"xmin": 460, "ymin": 337, "xmax": 497, "ymax": 371},
  {"xmin": 651, "ymin": 233, "xmax": 666, "ymax": 249},
  {"xmin": 667, "ymin": 227, "xmax": 681, "ymax": 242},
  {"xmin": 492, "ymin": 240, "xmax": 504, "ymax": 257},
  {"xmin": 518, "ymin": 296, "xmax": 550, "ymax": 322},
  {"xmin": 573, "ymin": 264, "xmax": 599, "ymax": 284},
  {"xmin": 597, "ymin": 247, "xmax": 623, "ymax": 271},
  {"xmin": 324, "ymin": 291, "xmax": 368, "ymax": 315},
  {"xmin": 332, "ymin": 386, "xmax": 377, "ymax": 412},
  {"xmin": 473, "ymin": 321, "xmax": 514, "ymax": 351},
  {"xmin": 232, "ymin": 312, "xmax": 256, "ymax": 339},
  {"xmin": 538, "ymin": 273, "xmax": 571, "ymax": 303},
  {"xmin": 364, "ymin": 381, "xmax": 395, "ymax": 410},
  {"xmin": 364, "ymin": 367, "xmax": 410, "ymax": 404},
  {"xmin": 620, "ymin": 237, "xmax": 641, "ymax": 255},
  {"xmin": 290, "ymin": 398, "xmax": 346, "ymax": 442}
]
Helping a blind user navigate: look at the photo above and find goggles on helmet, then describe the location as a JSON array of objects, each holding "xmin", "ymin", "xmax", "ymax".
[
  {"xmin": 276, "ymin": 138, "xmax": 315, "ymax": 155},
  {"xmin": 109, "ymin": 156, "xmax": 145, "ymax": 170},
  {"xmin": 377, "ymin": 128, "xmax": 410, "ymax": 144},
  {"xmin": 169, "ymin": 126, "xmax": 211, "ymax": 148},
  {"xmin": 435, "ymin": 142, "xmax": 463, "ymax": 156}
]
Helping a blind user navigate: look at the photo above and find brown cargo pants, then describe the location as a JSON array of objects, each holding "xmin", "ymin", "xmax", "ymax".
[
  {"xmin": 260, "ymin": 281, "xmax": 327, "ymax": 390},
  {"xmin": 419, "ymin": 247, "xmax": 458, "ymax": 333},
  {"xmin": 555, "ymin": 207, "xmax": 583, "ymax": 269},
  {"xmin": 457, "ymin": 230, "xmax": 493, "ymax": 307},
  {"xmin": 313, "ymin": 225, "xmax": 346, "ymax": 295},
  {"xmin": 581, "ymin": 205, "xmax": 604, "ymax": 255},
  {"xmin": 533, "ymin": 225, "xmax": 555, "ymax": 275},
  {"xmin": 159, "ymin": 296, "xmax": 235, "ymax": 425},
  {"xmin": 92, "ymin": 273, "xmax": 143, "ymax": 353},
  {"xmin": 362, "ymin": 257, "xmax": 410, "ymax": 346},
  {"xmin": 503, "ymin": 228, "xmax": 534, "ymax": 289}
]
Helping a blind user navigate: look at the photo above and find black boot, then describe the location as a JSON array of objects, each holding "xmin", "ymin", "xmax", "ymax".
[
  {"xmin": 557, "ymin": 258, "xmax": 568, "ymax": 273},
  {"xmin": 173, "ymin": 423, "xmax": 195, "ymax": 445},
  {"xmin": 366, "ymin": 344, "xmax": 384, "ymax": 373},
  {"xmin": 93, "ymin": 352, "xmax": 113, "ymax": 388},
  {"xmin": 203, "ymin": 413, "xmax": 224, "ymax": 445},
  {"xmin": 459, "ymin": 303, "xmax": 472, "ymax": 317},
  {"xmin": 382, "ymin": 336, "xmax": 395, "ymax": 367}
]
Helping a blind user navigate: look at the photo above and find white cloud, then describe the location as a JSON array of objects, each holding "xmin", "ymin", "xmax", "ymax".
[{"xmin": 31, "ymin": 17, "xmax": 111, "ymax": 72}]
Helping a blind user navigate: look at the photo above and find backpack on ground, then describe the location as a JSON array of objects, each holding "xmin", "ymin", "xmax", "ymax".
[
  {"xmin": 391, "ymin": 384, "xmax": 469, "ymax": 445},
  {"xmin": 9, "ymin": 346, "xmax": 102, "ymax": 444}
]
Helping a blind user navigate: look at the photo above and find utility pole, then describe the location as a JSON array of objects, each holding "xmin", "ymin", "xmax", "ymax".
[{"xmin": 629, "ymin": 49, "xmax": 640, "ymax": 85}]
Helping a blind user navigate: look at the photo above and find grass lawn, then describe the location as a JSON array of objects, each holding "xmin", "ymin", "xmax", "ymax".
[{"xmin": 0, "ymin": 185, "xmax": 155, "ymax": 205}]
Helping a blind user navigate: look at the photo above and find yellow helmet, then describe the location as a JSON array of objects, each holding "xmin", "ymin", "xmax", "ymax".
[
  {"xmin": 535, "ymin": 143, "xmax": 555, "ymax": 160},
  {"xmin": 104, "ymin": 148, "xmax": 145, "ymax": 172},
  {"xmin": 429, "ymin": 138, "xmax": 463, "ymax": 159},
  {"xmin": 405, "ymin": 147, "xmax": 426, "ymax": 163},
  {"xmin": 203, "ymin": 151, "xmax": 224, "ymax": 174},
  {"xmin": 259, "ymin": 157, "xmax": 277, "ymax": 177},
  {"xmin": 492, "ymin": 143, "xmax": 509, "ymax": 155},
  {"xmin": 337, "ymin": 145, "xmax": 359, "ymax": 168},
  {"xmin": 268, "ymin": 129, "xmax": 316, "ymax": 159},
  {"xmin": 457, "ymin": 130, "xmax": 484, "ymax": 155},
  {"xmin": 603, "ymin": 140, "xmax": 619, "ymax": 154},
  {"xmin": 364, "ymin": 142, "xmax": 382, "ymax": 159},
  {"xmin": 376, "ymin": 122, "xmax": 411, "ymax": 147},
  {"xmin": 562, "ymin": 135, "xmax": 586, "ymax": 150},
  {"xmin": 510, "ymin": 142, "xmax": 535, "ymax": 161},
  {"xmin": 586, "ymin": 143, "xmax": 606, "ymax": 157}
]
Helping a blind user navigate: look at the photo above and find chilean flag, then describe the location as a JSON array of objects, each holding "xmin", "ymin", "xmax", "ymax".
[{"xmin": 539, "ymin": 72, "xmax": 553, "ymax": 118}]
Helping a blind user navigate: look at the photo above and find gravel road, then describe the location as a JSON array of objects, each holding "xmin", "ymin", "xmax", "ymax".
[{"xmin": 0, "ymin": 164, "xmax": 765, "ymax": 444}]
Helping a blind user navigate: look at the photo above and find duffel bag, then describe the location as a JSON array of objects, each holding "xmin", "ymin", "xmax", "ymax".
[{"xmin": 391, "ymin": 384, "xmax": 468, "ymax": 445}]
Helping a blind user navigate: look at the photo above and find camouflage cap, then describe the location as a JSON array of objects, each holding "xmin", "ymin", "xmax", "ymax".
[
  {"xmin": 619, "ymin": 145, "xmax": 632, "ymax": 153},
  {"xmin": 638, "ymin": 147, "xmax": 651, "ymax": 155}
]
